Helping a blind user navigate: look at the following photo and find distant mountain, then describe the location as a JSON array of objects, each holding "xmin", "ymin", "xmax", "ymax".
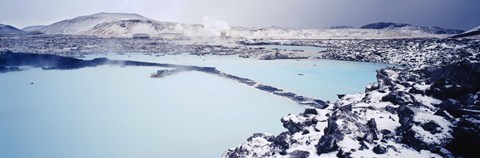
[
  {"xmin": 361, "ymin": 22, "xmax": 410, "ymax": 29},
  {"xmin": 0, "ymin": 24, "xmax": 25, "ymax": 34},
  {"xmin": 328, "ymin": 26, "xmax": 355, "ymax": 29},
  {"xmin": 22, "ymin": 25, "xmax": 46, "ymax": 32},
  {"xmin": 451, "ymin": 26, "xmax": 480, "ymax": 38},
  {"xmin": 36, "ymin": 13, "xmax": 463, "ymax": 39},
  {"xmin": 361, "ymin": 22, "xmax": 464, "ymax": 34},
  {"xmin": 38, "ymin": 12, "xmax": 152, "ymax": 35},
  {"xmin": 85, "ymin": 19, "xmax": 180, "ymax": 37}
]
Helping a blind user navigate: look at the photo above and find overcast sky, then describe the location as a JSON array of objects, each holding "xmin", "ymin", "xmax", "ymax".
[{"xmin": 1, "ymin": 0, "xmax": 479, "ymax": 30}]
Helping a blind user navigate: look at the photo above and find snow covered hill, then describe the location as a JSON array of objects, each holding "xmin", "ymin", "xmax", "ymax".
[
  {"xmin": 451, "ymin": 26, "xmax": 480, "ymax": 39},
  {"xmin": 466, "ymin": 26, "xmax": 480, "ymax": 33},
  {"xmin": 85, "ymin": 19, "xmax": 178, "ymax": 37},
  {"xmin": 22, "ymin": 25, "xmax": 46, "ymax": 32},
  {"xmin": 361, "ymin": 22, "xmax": 464, "ymax": 35},
  {"xmin": 0, "ymin": 24, "xmax": 25, "ymax": 34},
  {"xmin": 38, "ymin": 12, "xmax": 152, "ymax": 35},
  {"xmin": 35, "ymin": 13, "xmax": 466, "ymax": 39}
]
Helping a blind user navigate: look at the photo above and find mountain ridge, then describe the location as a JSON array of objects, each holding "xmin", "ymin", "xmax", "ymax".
[
  {"xmin": 361, "ymin": 22, "xmax": 464, "ymax": 34},
  {"xmin": 9, "ymin": 13, "xmax": 470, "ymax": 39},
  {"xmin": 0, "ymin": 24, "xmax": 25, "ymax": 34},
  {"xmin": 451, "ymin": 25, "xmax": 480, "ymax": 38},
  {"xmin": 22, "ymin": 25, "xmax": 47, "ymax": 32}
]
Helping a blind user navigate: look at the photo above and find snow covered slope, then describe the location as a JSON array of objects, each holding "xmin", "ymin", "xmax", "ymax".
[
  {"xmin": 230, "ymin": 27, "xmax": 451, "ymax": 39},
  {"xmin": 38, "ymin": 12, "xmax": 151, "ymax": 35},
  {"xmin": 466, "ymin": 26, "xmax": 480, "ymax": 33},
  {"xmin": 85, "ymin": 19, "xmax": 178, "ymax": 37},
  {"xmin": 451, "ymin": 26, "xmax": 480, "ymax": 39},
  {"xmin": 0, "ymin": 24, "xmax": 25, "ymax": 34},
  {"xmin": 22, "ymin": 25, "xmax": 46, "ymax": 32},
  {"xmin": 360, "ymin": 22, "xmax": 464, "ymax": 35},
  {"xmin": 36, "ymin": 13, "xmax": 465, "ymax": 39}
]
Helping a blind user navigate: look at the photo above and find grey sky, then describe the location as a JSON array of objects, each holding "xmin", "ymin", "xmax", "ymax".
[{"xmin": 0, "ymin": 0, "xmax": 479, "ymax": 30}]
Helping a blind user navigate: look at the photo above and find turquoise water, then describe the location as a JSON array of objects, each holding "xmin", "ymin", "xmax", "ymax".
[
  {"xmin": 0, "ymin": 53, "xmax": 386, "ymax": 158},
  {"xmin": 0, "ymin": 66, "xmax": 304, "ymax": 158},
  {"xmin": 83, "ymin": 54, "xmax": 386, "ymax": 101}
]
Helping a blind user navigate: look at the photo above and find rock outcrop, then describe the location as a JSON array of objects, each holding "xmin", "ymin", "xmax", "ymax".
[{"xmin": 223, "ymin": 58, "xmax": 480, "ymax": 158}]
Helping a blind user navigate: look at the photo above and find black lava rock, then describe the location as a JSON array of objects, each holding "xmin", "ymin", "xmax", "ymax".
[
  {"xmin": 273, "ymin": 132, "xmax": 290, "ymax": 151},
  {"xmin": 282, "ymin": 116, "xmax": 304, "ymax": 134},
  {"xmin": 447, "ymin": 115, "xmax": 480, "ymax": 158},
  {"xmin": 358, "ymin": 141, "xmax": 369, "ymax": 150},
  {"xmin": 457, "ymin": 93, "xmax": 477, "ymax": 106},
  {"xmin": 316, "ymin": 135, "xmax": 339, "ymax": 155},
  {"xmin": 363, "ymin": 118, "xmax": 379, "ymax": 143},
  {"xmin": 256, "ymin": 84, "xmax": 281, "ymax": 92},
  {"xmin": 436, "ymin": 99, "xmax": 464, "ymax": 117},
  {"xmin": 380, "ymin": 129, "xmax": 394, "ymax": 142},
  {"xmin": 437, "ymin": 99, "xmax": 462, "ymax": 109},
  {"xmin": 409, "ymin": 84, "xmax": 428, "ymax": 94},
  {"xmin": 339, "ymin": 104, "xmax": 353, "ymax": 112},
  {"xmin": 402, "ymin": 128, "xmax": 430, "ymax": 151},
  {"xmin": 397, "ymin": 105, "xmax": 415, "ymax": 130},
  {"xmin": 324, "ymin": 118, "xmax": 343, "ymax": 139},
  {"xmin": 434, "ymin": 109, "xmax": 455, "ymax": 120},
  {"xmin": 304, "ymin": 108, "xmax": 318, "ymax": 115},
  {"xmin": 420, "ymin": 121, "xmax": 443, "ymax": 134},
  {"xmin": 433, "ymin": 147, "xmax": 455, "ymax": 158},
  {"xmin": 385, "ymin": 105, "xmax": 397, "ymax": 114},
  {"xmin": 289, "ymin": 150, "xmax": 310, "ymax": 158},
  {"xmin": 367, "ymin": 118, "xmax": 378, "ymax": 131},
  {"xmin": 372, "ymin": 145, "xmax": 387, "ymax": 154},
  {"xmin": 381, "ymin": 91, "xmax": 413, "ymax": 105},
  {"xmin": 428, "ymin": 60, "xmax": 480, "ymax": 100},
  {"xmin": 336, "ymin": 148, "xmax": 352, "ymax": 158}
]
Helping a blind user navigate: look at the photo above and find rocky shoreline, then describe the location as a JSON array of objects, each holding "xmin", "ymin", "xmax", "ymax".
[{"xmin": 223, "ymin": 39, "xmax": 480, "ymax": 158}]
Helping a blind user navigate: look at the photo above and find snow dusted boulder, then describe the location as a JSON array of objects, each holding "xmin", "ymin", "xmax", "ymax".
[
  {"xmin": 289, "ymin": 150, "xmax": 310, "ymax": 158},
  {"xmin": 281, "ymin": 114, "xmax": 313, "ymax": 134},
  {"xmin": 316, "ymin": 118, "xmax": 344, "ymax": 155},
  {"xmin": 222, "ymin": 133, "xmax": 276, "ymax": 158},
  {"xmin": 381, "ymin": 91, "xmax": 414, "ymax": 105},
  {"xmin": 316, "ymin": 134, "xmax": 340, "ymax": 155},
  {"xmin": 372, "ymin": 145, "xmax": 387, "ymax": 154}
]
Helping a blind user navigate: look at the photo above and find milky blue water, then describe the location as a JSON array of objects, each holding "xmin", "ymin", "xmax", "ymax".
[
  {"xmin": 83, "ymin": 53, "xmax": 386, "ymax": 101},
  {"xmin": 0, "ymin": 66, "xmax": 304, "ymax": 158},
  {"xmin": 0, "ymin": 52, "xmax": 386, "ymax": 158}
]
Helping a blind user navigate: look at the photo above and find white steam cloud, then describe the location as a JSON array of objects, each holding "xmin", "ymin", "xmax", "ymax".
[{"xmin": 202, "ymin": 15, "xmax": 231, "ymax": 36}]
